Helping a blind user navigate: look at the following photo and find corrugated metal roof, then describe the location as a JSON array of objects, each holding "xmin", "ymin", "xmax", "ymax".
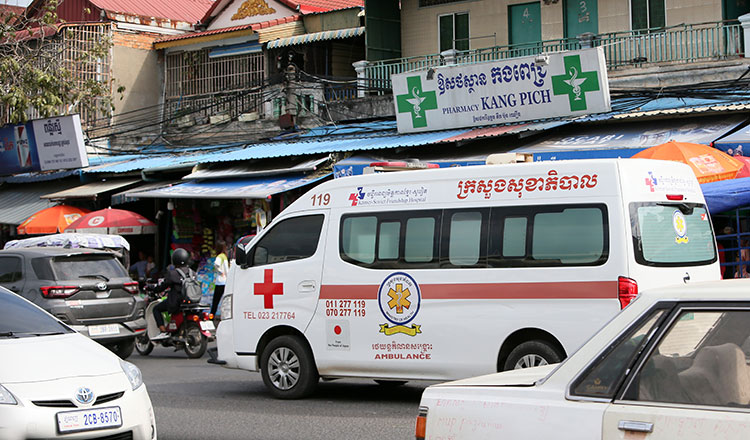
[
  {"xmin": 183, "ymin": 157, "xmax": 328, "ymax": 179},
  {"xmin": 278, "ymin": 0, "xmax": 363, "ymax": 14},
  {"xmin": 0, "ymin": 182, "xmax": 80, "ymax": 225},
  {"xmin": 266, "ymin": 26, "xmax": 363, "ymax": 48},
  {"xmin": 41, "ymin": 179, "xmax": 141, "ymax": 200},
  {"xmin": 209, "ymin": 129, "xmax": 469, "ymax": 162},
  {"xmin": 89, "ymin": 0, "xmax": 213, "ymax": 24},
  {"xmin": 577, "ymin": 97, "xmax": 750, "ymax": 122},
  {"xmin": 156, "ymin": 15, "xmax": 301, "ymax": 44}
]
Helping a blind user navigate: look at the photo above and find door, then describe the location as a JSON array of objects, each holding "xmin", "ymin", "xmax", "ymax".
[
  {"xmin": 603, "ymin": 307, "xmax": 750, "ymax": 439},
  {"xmin": 0, "ymin": 255, "xmax": 24, "ymax": 296},
  {"xmin": 232, "ymin": 213, "xmax": 328, "ymax": 355},
  {"xmin": 508, "ymin": 2, "xmax": 541, "ymax": 48},
  {"xmin": 564, "ymin": 0, "xmax": 598, "ymax": 38}
]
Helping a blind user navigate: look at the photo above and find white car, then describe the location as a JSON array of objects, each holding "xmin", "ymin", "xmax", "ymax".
[
  {"xmin": 0, "ymin": 287, "xmax": 156, "ymax": 439},
  {"xmin": 416, "ymin": 279, "xmax": 750, "ymax": 440}
]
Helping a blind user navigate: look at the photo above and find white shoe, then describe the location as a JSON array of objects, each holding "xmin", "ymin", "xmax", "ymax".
[{"xmin": 151, "ymin": 332, "xmax": 170, "ymax": 341}]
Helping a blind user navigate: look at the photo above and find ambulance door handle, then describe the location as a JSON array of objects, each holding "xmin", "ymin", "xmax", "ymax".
[{"xmin": 298, "ymin": 280, "xmax": 316, "ymax": 292}]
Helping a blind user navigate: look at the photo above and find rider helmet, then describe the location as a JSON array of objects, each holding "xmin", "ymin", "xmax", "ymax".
[{"xmin": 171, "ymin": 248, "xmax": 190, "ymax": 267}]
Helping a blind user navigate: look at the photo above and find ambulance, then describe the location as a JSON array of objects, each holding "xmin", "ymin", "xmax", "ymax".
[{"xmin": 214, "ymin": 158, "xmax": 720, "ymax": 399}]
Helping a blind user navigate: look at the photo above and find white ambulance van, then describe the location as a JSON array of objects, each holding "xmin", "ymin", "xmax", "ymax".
[{"xmin": 215, "ymin": 159, "xmax": 720, "ymax": 398}]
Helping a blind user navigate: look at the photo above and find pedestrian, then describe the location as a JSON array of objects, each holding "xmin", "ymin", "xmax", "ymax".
[
  {"xmin": 129, "ymin": 251, "xmax": 148, "ymax": 279},
  {"xmin": 211, "ymin": 240, "xmax": 229, "ymax": 316},
  {"xmin": 147, "ymin": 248, "xmax": 191, "ymax": 340}
]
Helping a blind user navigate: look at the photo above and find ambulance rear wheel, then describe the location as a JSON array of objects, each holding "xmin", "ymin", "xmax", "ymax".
[
  {"xmin": 503, "ymin": 340, "xmax": 563, "ymax": 370},
  {"xmin": 261, "ymin": 335, "xmax": 319, "ymax": 399}
]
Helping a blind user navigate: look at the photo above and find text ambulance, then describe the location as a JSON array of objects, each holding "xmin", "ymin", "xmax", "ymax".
[{"xmin": 215, "ymin": 159, "xmax": 720, "ymax": 398}]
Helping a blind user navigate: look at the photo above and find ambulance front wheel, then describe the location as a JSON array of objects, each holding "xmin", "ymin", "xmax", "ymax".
[
  {"xmin": 261, "ymin": 335, "xmax": 319, "ymax": 399},
  {"xmin": 503, "ymin": 340, "xmax": 563, "ymax": 370}
]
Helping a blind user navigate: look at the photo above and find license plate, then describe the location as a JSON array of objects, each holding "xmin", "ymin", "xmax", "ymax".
[
  {"xmin": 57, "ymin": 406, "xmax": 122, "ymax": 433},
  {"xmin": 88, "ymin": 324, "xmax": 120, "ymax": 336},
  {"xmin": 200, "ymin": 320, "xmax": 215, "ymax": 331}
]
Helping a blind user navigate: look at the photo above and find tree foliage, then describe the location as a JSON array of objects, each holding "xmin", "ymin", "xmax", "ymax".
[{"xmin": 0, "ymin": 0, "xmax": 119, "ymax": 125}]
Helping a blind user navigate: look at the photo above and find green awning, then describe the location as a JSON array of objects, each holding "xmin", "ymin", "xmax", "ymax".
[{"xmin": 266, "ymin": 26, "xmax": 364, "ymax": 49}]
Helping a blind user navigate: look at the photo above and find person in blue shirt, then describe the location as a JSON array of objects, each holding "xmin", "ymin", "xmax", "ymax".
[{"xmin": 129, "ymin": 251, "xmax": 148, "ymax": 279}]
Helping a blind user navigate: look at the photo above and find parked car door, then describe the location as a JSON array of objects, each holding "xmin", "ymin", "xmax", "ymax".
[{"xmin": 603, "ymin": 306, "xmax": 750, "ymax": 440}]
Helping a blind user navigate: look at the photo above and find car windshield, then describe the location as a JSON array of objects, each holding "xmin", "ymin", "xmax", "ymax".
[
  {"xmin": 50, "ymin": 254, "xmax": 129, "ymax": 280},
  {"xmin": 630, "ymin": 202, "xmax": 716, "ymax": 266},
  {"xmin": 0, "ymin": 288, "xmax": 71, "ymax": 336}
]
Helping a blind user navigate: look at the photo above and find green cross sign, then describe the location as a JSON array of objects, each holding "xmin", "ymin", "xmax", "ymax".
[
  {"xmin": 551, "ymin": 55, "xmax": 600, "ymax": 112},
  {"xmin": 396, "ymin": 76, "xmax": 438, "ymax": 129}
]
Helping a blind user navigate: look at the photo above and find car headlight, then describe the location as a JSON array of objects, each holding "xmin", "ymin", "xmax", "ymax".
[
  {"xmin": 0, "ymin": 384, "xmax": 17, "ymax": 405},
  {"xmin": 119, "ymin": 359, "xmax": 143, "ymax": 390},
  {"xmin": 220, "ymin": 294, "xmax": 233, "ymax": 320}
]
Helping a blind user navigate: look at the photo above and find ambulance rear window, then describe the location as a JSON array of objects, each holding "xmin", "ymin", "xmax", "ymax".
[{"xmin": 630, "ymin": 202, "xmax": 716, "ymax": 266}]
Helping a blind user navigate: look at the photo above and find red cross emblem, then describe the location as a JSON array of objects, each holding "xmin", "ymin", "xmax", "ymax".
[{"xmin": 254, "ymin": 269, "xmax": 283, "ymax": 309}]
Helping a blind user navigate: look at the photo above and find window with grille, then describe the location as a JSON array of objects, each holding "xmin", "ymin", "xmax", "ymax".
[{"xmin": 164, "ymin": 49, "xmax": 265, "ymax": 121}]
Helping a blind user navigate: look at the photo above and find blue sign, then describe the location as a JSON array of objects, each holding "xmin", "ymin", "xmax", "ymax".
[{"xmin": 0, "ymin": 123, "xmax": 41, "ymax": 176}]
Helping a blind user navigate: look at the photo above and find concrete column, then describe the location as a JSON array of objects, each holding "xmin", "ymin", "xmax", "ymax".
[
  {"xmin": 441, "ymin": 49, "xmax": 458, "ymax": 65},
  {"xmin": 739, "ymin": 14, "xmax": 750, "ymax": 56},
  {"xmin": 352, "ymin": 60, "xmax": 368, "ymax": 98}
]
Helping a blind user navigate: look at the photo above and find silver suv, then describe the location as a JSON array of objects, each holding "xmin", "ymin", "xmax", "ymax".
[{"xmin": 0, "ymin": 248, "xmax": 146, "ymax": 359}]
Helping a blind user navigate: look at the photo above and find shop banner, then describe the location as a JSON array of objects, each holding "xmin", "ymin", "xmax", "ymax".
[
  {"xmin": 0, "ymin": 115, "xmax": 88, "ymax": 176},
  {"xmin": 392, "ymin": 47, "xmax": 611, "ymax": 133}
]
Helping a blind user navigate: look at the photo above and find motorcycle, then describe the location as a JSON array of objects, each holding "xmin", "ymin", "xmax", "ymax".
[{"xmin": 135, "ymin": 285, "xmax": 215, "ymax": 359}]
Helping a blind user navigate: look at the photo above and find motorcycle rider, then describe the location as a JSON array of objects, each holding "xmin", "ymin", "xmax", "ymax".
[{"xmin": 147, "ymin": 248, "xmax": 191, "ymax": 341}]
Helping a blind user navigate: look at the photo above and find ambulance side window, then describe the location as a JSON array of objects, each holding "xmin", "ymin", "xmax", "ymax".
[
  {"xmin": 340, "ymin": 210, "xmax": 441, "ymax": 269},
  {"xmin": 488, "ymin": 204, "xmax": 608, "ymax": 267},
  {"xmin": 251, "ymin": 215, "xmax": 324, "ymax": 267}
]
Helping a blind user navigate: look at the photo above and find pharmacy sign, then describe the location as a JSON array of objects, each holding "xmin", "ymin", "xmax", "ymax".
[{"xmin": 392, "ymin": 47, "xmax": 610, "ymax": 133}]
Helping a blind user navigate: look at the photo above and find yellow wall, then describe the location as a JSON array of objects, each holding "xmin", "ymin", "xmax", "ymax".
[{"xmin": 400, "ymin": 0, "xmax": 724, "ymax": 58}]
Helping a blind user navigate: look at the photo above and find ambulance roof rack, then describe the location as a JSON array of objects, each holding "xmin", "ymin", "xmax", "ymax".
[
  {"xmin": 486, "ymin": 153, "xmax": 533, "ymax": 165},
  {"xmin": 364, "ymin": 160, "xmax": 440, "ymax": 174}
]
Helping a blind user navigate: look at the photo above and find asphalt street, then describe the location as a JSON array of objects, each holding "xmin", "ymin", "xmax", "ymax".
[{"xmin": 130, "ymin": 344, "xmax": 436, "ymax": 440}]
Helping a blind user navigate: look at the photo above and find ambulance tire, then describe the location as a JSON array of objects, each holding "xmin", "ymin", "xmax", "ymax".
[
  {"xmin": 261, "ymin": 335, "xmax": 319, "ymax": 399},
  {"xmin": 503, "ymin": 340, "xmax": 563, "ymax": 371}
]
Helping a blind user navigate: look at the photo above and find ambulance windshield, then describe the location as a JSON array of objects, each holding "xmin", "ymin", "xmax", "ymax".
[{"xmin": 630, "ymin": 202, "xmax": 717, "ymax": 266}]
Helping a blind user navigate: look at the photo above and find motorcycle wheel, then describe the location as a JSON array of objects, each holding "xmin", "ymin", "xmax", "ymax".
[
  {"xmin": 135, "ymin": 334, "xmax": 154, "ymax": 356},
  {"xmin": 184, "ymin": 323, "xmax": 208, "ymax": 358}
]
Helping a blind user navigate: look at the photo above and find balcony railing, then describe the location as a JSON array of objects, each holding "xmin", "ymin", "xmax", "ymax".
[{"xmin": 359, "ymin": 21, "xmax": 744, "ymax": 95}]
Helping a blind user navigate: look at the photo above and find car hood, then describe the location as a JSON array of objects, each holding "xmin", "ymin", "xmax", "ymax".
[
  {"xmin": 434, "ymin": 364, "xmax": 558, "ymax": 388},
  {"xmin": 0, "ymin": 333, "xmax": 121, "ymax": 383}
]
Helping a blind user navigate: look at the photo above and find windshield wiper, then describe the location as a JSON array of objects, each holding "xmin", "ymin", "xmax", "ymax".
[
  {"xmin": 80, "ymin": 274, "xmax": 110, "ymax": 282},
  {"xmin": 0, "ymin": 331, "xmax": 65, "ymax": 338}
]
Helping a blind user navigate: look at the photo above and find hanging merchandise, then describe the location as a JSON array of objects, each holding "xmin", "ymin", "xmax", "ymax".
[
  {"xmin": 201, "ymin": 227, "xmax": 214, "ymax": 255},
  {"xmin": 196, "ymin": 256, "xmax": 216, "ymax": 304}
]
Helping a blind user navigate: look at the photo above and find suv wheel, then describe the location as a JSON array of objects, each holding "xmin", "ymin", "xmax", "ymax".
[{"xmin": 108, "ymin": 338, "xmax": 135, "ymax": 360}]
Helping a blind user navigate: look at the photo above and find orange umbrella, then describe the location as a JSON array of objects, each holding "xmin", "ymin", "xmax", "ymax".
[
  {"xmin": 632, "ymin": 140, "xmax": 743, "ymax": 184},
  {"xmin": 17, "ymin": 205, "xmax": 90, "ymax": 235}
]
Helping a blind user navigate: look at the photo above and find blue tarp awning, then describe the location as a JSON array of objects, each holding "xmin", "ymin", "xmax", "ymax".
[
  {"xmin": 713, "ymin": 124, "xmax": 750, "ymax": 157},
  {"xmin": 123, "ymin": 173, "xmax": 331, "ymax": 200},
  {"xmin": 512, "ymin": 114, "xmax": 747, "ymax": 161},
  {"xmin": 701, "ymin": 177, "xmax": 750, "ymax": 213}
]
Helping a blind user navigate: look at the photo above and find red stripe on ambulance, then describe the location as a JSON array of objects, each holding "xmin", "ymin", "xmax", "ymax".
[{"xmin": 320, "ymin": 281, "xmax": 617, "ymax": 300}]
